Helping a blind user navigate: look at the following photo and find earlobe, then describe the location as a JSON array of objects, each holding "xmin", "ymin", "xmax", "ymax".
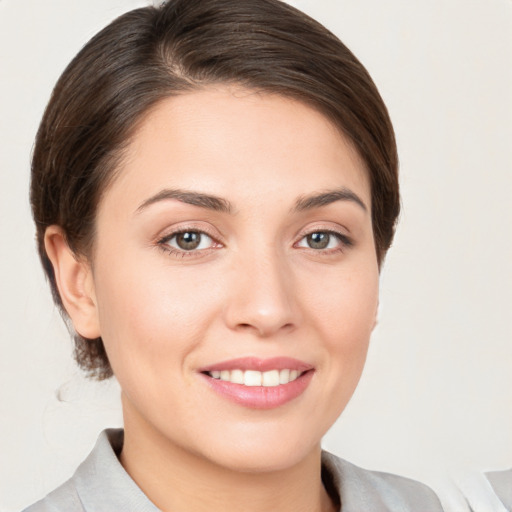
[
  {"xmin": 372, "ymin": 300, "xmax": 379, "ymax": 331},
  {"xmin": 44, "ymin": 226, "xmax": 101, "ymax": 339}
]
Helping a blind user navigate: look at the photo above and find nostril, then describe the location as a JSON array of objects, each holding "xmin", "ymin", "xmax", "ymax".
[{"xmin": 234, "ymin": 321, "xmax": 296, "ymax": 337}]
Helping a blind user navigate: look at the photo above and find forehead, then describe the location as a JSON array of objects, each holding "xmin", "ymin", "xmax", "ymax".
[{"xmin": 104, "ymin": 86, "xmax": 370, "ymax": 211}]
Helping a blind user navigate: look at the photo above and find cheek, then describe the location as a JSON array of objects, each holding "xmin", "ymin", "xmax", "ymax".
[
  {"xmin": 307, "ymin": 263, "xmax": 378, "ymax": 338},
  {"xmin": 279, "ymin": 261, "xmax": 379, "ymax": 441},
  {"xmin": 92, "ymin": 256, "xmax": 223, "ymax": 373},
  {"xmin": 303, "ymin": 261, "xmax": 379, "ymax": 386}
]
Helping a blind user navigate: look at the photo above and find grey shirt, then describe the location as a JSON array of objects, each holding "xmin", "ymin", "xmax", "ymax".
[
  {"xmin": 23, "ymin": 429, "xmax": 443, "ymax": 512},
  {"xmin": 486, "ymin": 469, "xmax": 512, "ymax": 511}
]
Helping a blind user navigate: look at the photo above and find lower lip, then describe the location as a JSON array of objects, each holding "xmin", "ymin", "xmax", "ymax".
[{"xmin": 201, "ymin": 371, "xmax": 314, "ymax": 409}]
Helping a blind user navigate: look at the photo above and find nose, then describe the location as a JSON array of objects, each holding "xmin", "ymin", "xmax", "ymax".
[{"xmin": 223, "ymin": 248, "xmax": 300, "ymax": 338}]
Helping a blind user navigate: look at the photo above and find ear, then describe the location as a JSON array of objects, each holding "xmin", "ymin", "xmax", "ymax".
[
  {"xmin": 44, "ymin": 226, "xmax": 101, "ymax": 339},
  {"xmin": 372, "ymin": 299, "xmax": 379, "ymax": 331}
]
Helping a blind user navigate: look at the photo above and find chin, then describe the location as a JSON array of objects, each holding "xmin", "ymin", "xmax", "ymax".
[
  {"xmin": 198, "ymin": 424, "xmax": 322, "ymax": 474},
  {"xmin": 209, "ymin": 447, "xmax": 315, "ymax": 474}
]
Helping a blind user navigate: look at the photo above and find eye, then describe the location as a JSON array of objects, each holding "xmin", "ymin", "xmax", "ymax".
[
  {"xmin": 296, "ymin": 231, "xmax": 350, "ymax": 251},
  {"xmin": 161, "ymin": 230, "xmax": 216, "ymax": 252}
]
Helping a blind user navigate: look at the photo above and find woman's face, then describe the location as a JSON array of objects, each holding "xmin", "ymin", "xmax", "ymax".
[{"xmin": 87, "ymin": 87, "xmax": 379, "ymax": 472}]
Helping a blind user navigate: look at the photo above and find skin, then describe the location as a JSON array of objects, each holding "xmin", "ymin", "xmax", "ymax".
[{"xmin": 46, "ymin": 87, "xmax": 379, "ymax": 512}]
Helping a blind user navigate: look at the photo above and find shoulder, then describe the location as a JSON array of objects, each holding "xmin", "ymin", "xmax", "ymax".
[
  {"xmin": 21, "ymin": 479, "xmax": 84, "ymax": 512},
  {"xmin": 322, "ymin": 451, "xmax": 443, "ymax": 512},
  {"xmin": 486, "ymin": 468, "xmax": 512, "ymax": 510},
  {"xmin": 20, "ymin": 430, "xmax": 115, "ymax": 512},
  {"xmin": 21, "ymin": 429, "xmax": 158, "ymax": 512}
]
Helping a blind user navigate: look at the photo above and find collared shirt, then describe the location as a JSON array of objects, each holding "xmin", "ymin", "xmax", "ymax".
[
  {"xmin": 23, "ymin": 429, "xmax": 443, "ymax": 512},
  {"xmin": 486, "ymin": 469, "xmax": 512, "ymax": 511}
]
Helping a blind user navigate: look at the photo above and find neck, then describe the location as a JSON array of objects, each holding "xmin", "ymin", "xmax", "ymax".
[{"xmin": 120, "ymin": 404, "xmax": 337, "ymax": 512}]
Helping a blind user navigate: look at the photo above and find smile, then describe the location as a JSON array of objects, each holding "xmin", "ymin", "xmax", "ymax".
[
  {"xmin": 199, "ymin": 357, "xmax": 314, "ymax": 409},
  {"xmin": 207, "ymin": 369, "xmax": 303, "ymax": 387}
]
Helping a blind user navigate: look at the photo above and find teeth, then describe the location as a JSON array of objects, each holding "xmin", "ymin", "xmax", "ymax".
[
  {"xmin": 231, "ymin": 369, "xmax": 244, "ymax": 384},
  {"xmin": 207, "ymin": 369, "xmax": 303, "ymax": 386},
  {"xmin": 244, "ymin": 370, "xmax": 262, "ymax": 386},
  {"xmin": 262, "ymin": 370, "xmax": 279, "ymax": 387}
]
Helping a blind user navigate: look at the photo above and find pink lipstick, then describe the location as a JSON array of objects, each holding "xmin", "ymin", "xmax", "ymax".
[{"xmin": 199, "ymin": 357, "xmax": 314, "ymax": 409}]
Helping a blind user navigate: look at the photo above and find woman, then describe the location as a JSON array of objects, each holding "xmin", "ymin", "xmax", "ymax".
[{"xmin": 24, "ymin": 0, "xmax": 443, "ymax": 510}]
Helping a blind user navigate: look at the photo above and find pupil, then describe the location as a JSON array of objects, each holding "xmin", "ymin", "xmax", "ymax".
[
  {"xmin": 177, "ymin": 232, "xmax": 201, "ymax": 250},
  {"xmin": 307, "ymin": 232, "xmax": 329, "ymax": 249}
]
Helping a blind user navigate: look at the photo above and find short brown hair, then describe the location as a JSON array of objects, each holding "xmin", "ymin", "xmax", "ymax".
[{"xmin": 31, "ymin": 0, "xmax": 399, "ymax": 379}]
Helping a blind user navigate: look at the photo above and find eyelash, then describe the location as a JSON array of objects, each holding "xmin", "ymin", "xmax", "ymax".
[
  {"xmin": 294, "ymin": 229, "xmax": 353, "ymax": 254},
  {"xmin": 157, "ymin": 228, "xmax": 221, "ymax": 258},
  {"xmin": 156, "ymin": 227, "xmax": 353, "ymax": 259}
]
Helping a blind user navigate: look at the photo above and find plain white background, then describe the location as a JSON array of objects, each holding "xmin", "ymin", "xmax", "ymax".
[{"xmin": 0, "ymin": 0, "xmax": 510, "ymax": 510}]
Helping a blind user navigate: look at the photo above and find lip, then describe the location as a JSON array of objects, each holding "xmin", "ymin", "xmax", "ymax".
[
  {"xmin": 199, "ymin": 357, "xmax": 314, "ymax": 409},
  {"xmin": 199, "ymin": 356, "xmax": 313, "ymax": 373}
]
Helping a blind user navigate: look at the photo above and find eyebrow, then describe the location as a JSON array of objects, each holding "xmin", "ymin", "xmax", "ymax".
[
  {"xmin": 135, "ymin": 186, "xmax": 367, "ymax": 216},
  {"xmin": 293, "ymin": 188, "xmax": 368, "ymax": 212},
  {"xmin": 136, "ymin": 189, "xmax": 233, "ymax": 214}
]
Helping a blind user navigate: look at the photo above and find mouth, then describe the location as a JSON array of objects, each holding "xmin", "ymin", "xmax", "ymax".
[{"xmin": 199, "ymin": 357, "xmax": 314, "ymax": 409}]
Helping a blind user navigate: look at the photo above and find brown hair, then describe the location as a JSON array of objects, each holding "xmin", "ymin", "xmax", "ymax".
[{"xmin": 31, "ymin": 0, "xmax": 399, "ymax": 379}]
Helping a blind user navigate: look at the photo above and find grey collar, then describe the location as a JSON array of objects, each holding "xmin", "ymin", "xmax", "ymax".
[{"xmin": 66, "ymin": 429, "xmax": 442, "ymax": 512}]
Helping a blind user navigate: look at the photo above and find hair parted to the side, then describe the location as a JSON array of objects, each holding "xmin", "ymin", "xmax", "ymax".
[{"xmin": 31, "ymin": 0, "xmax": 400, "ymax": 380}]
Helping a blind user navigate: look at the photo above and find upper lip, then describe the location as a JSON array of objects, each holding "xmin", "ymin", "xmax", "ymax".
[{"xmin": 199, "ymin": 357, "xmax": 313, "ymax": 373}]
